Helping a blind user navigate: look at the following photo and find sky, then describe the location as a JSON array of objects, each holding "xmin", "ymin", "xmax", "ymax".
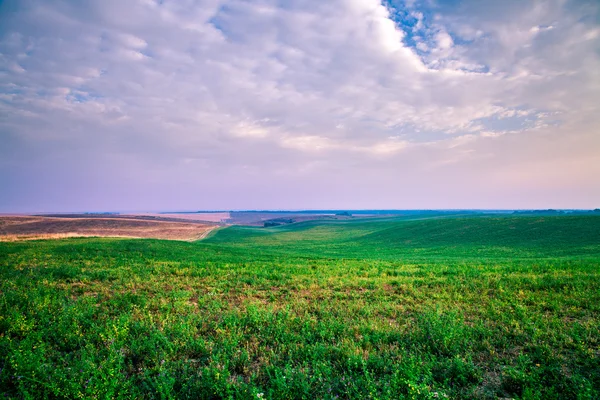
[{"xmin": 0, "ymin": 0, "xmax": 599, "ymax": 212}]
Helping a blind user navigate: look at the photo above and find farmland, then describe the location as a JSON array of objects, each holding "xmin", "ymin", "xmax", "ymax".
[
  {"xmin": 0, "ymin": 216, "xmax": 217, "ymax": 242},
  {"xmin": 0, "ymin": 214, "xmax": 599, "ymax": 399}
]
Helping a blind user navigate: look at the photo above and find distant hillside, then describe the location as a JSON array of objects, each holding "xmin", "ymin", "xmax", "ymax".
[{"xmin": 205, "ymin": 214, "xmax": 600, "ymax": 260}]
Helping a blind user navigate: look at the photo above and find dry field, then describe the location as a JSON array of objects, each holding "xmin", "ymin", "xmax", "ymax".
[{"xmin": 0, "ymin": 216, "xmax": 217, "ymax": 241}]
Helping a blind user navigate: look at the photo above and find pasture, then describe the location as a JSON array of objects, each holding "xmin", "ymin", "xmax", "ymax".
[{"xmin": 0, "ymin": 215, "xmax": 599, "ymax": 399}]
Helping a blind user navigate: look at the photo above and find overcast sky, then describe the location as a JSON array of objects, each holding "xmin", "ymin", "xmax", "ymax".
[{"xmin": 1, "ymin": 0, "xmax": 599, "ymax": 212}]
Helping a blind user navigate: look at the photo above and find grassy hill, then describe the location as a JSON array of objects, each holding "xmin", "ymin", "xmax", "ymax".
[
  {"xmin": 1, "ymin": 215, "xmax": 599, "ymax": 399},
  {"xmin": 206, "ymin": 214, "xmax": 600, "ymax": 259}
]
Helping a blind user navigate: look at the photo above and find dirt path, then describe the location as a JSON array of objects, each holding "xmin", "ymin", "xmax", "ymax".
[{"xmin": 191, "ymin": 225, "xmax": 222, "ymax": 241}]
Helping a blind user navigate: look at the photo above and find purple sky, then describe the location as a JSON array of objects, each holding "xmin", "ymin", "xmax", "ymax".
[{"xmin": 1, "ymin": 0, "xmax": 599, "ymax": 212}]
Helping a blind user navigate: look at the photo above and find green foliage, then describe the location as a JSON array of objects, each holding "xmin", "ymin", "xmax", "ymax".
[{"xmin": 1, "ymin": 215, "xmax": 599, "ymax": 398}]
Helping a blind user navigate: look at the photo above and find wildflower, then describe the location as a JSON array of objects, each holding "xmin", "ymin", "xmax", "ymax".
[{"xmin": 257, "ymin": 393, "xmax": 264, "ymax": 398}]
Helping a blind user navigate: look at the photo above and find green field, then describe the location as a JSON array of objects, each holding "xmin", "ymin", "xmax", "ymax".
[{"xmin": 1, "ymin": 215, "xmax": 599, "ymax": 399}]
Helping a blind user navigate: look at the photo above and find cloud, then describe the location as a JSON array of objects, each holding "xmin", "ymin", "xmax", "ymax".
[
  {"xmin": 0, "ymin": 0, "xmax": 599, "ymax": 211},
  {"xmin": 435, "ymin": 31, "xmax": 453, "ymax": 49}
]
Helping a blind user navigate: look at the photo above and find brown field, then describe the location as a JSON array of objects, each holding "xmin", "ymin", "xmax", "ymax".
[{"xmin": 0, "ymin": 216, "xmax": 218, "ymax": 242}]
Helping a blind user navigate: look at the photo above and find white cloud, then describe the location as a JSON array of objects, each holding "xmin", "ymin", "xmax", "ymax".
[
  {"xmin": 232, "ymin": 121, "xmax": 270, "ymax": 138},
  {"xmin": 435, "ymin": 31, "xmax": 454, "ymax": 49},
  {"xmin": 530, "ymin": 25, "xmax": 554, "ymax": 34},
  {"xmin": 0, "ymin": 0, "xmax": 599, "ymax": 210}
]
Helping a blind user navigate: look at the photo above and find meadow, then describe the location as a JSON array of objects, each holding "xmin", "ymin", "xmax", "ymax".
[{"xmin": 0, "ymin": 214, "xmax": 599, "ymax": 399}]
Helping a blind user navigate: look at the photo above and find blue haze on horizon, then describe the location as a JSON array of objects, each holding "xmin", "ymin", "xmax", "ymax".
[{"xmin": 0, "ymin": 0, "xmax": 599, "ymax": 212}]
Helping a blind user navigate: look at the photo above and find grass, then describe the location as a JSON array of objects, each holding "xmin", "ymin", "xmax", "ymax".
[{"xmin": 0, "ymin": 215, "xmax": 599, "ymax": 399}]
